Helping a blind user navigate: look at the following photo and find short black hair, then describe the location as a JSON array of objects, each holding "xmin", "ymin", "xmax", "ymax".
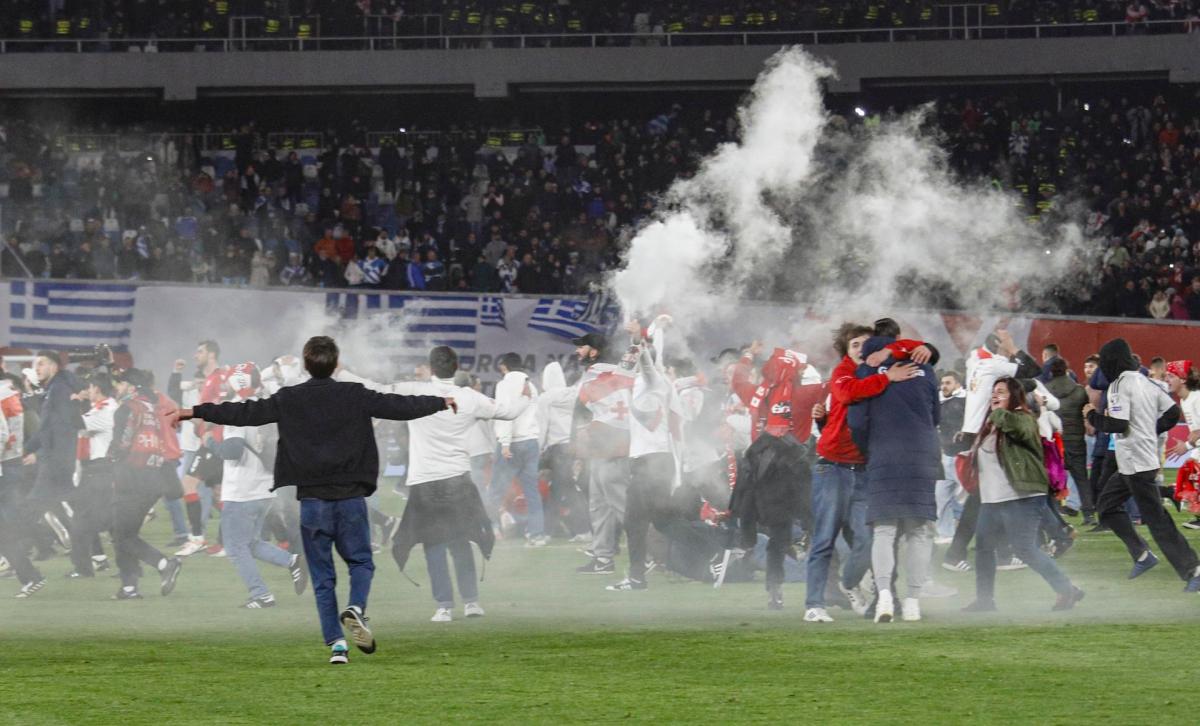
[
  {"xmin": 302, "ymin": 336, "xmax": 339, "ymax": 379},
  {"xmin": 36, "ymin": 350, "xmax": 61, "ymax": 366},
  {"xmin": 86, "ymin": 374, "xmax": 115, "ymax": 397},
  {"xmin": 1043, "ymin": 343, "xmax": 1060, "ymax": 355},
  {"xmin": 497, "ymin": 352, "xmax": 523, "ymax": 373},
  {"xmin": 1084, "ymin": 354, "xmax": 1100, "ymax": 365},
  {"xmin": 1049, "ymin": 358, "xmax": 1068, "ymax": 378},
  {"xmin": 1150, "ymin": 356, "xmax": 1166, "ymax": 367},
  {"xmin": 198, "ymin": 340, "xmax": 221, "ymax": 358},
  {"xmin": 429, "ymin": 345, "xmax": 458, "ymax": 379},
  {"xmin": 873, "ymin": 317, "xmax": 901, "ymax": 338},
  {"xmin": 939, "ymin": 370, "xmax": 962, "ymax": 384}
]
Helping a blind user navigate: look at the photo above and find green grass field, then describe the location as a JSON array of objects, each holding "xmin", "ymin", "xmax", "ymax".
[{"xmin": 3, "ymin": 486, "xmax": 1200, "ymax": 725}]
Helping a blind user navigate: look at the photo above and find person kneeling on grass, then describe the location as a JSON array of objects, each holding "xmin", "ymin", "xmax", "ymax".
[
  {"xmin": 171, "ymin": 336, "xmax": 453, "ymax": 665},
  {"xmin": 963, "ymin": 378, "xmax": 1084, "ymax": 613}
]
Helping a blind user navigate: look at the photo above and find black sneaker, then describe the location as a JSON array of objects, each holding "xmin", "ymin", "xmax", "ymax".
[
  {"xmin": 1183, "ymin": 518, "xmax": 1200, "ymax": 530},
  {"xmin": 605, "ymin": 577, "xmax": 647, "ymax": 591},
  {"xmin": 159, "ymin": 557, "xmax": 182, "ymax": 596},
  {"xmin": 14, "ymin": 578, "xmax": 46, "ymax": 599},
  {"xmin": 288, "ymin": 554, "xmax": 308, "ymax": 595},
  {"xmin": 1087, "ymin": 523, "xmax": 1110, "ymax": 533},
  {"xmin": 767, "ymin": 585, "xmax": 784, "ymax": 611},
  {"xmin": 94, "ymin": 558, "xmax": 111, "ymax": 572},
  {"xmin": 242, "ymin": 595, "xmax": 277, "ymax": 609},
  {"xmin": 112, "ymin": 587, "xmax": 143, "ymax": 601},
  {"xmin": 340, "ymin": 605, "xmax": 376, "ymax": 654},
  {"xmin": 962, "ymin": 599, "xmax": 997, "ymax": 612},
  {"xmin": 575, "ymin": 558, "xmax": 614, "ymax": 575}
]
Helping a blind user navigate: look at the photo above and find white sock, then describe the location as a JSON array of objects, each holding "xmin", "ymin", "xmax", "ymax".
[{"xmin": 157, "ymin": 558, "xmax": 169, "ymax": 571}]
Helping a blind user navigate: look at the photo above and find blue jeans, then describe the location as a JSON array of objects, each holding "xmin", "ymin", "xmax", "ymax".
[
  {"xmin": 299, "ymin": 497, "xmax": 374, "ymax": 645},
  {"xmin": 488, "ymin": 439, "xmax": 543, "ymax": 538},
  {"xmin": 975, "ymin": 495, "xmax": 1072, "ymax": 602},
  {"xmin": 805, "ymin": 461, "xmax": 872, "ymax": 609},
  {"xmin": 223, "ymin": 498, "xmax": 292, "ymax": 600},
  {"xmin": 424, "ymin": 538, "xmax": 479, "ymax": 608}
]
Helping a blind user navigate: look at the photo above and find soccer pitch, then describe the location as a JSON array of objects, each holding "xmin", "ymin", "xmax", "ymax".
[{"xmin": 2, "ymin": 489, "xmax": 1198, "ymax": 725}]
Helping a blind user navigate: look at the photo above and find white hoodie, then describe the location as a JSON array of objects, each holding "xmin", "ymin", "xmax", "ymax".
[
  {"xmin": 335, "ymin": 369, "xmax": 529, "ymax": 486},
  {"xmin": 493, "ymin": 370, "xmax": 539, "ymax": 447},
  {"xmin": 537, "ymin": 361, "xmax": 575, "ymax": 451}
]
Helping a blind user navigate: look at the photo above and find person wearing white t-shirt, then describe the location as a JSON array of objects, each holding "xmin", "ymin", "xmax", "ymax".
[
  {"xmin": 1164, "ymin": 360, "xmax": 1200, "ymax": 529},
  {"xmin": 66, "ymin": 374, "xmax": 118, "ymax": 579},
  {"xmin": 488, "ymin": 354, "xmax": 544, "ymax": 545},
  {"xmin": 1086, "ymin": 338, "xmax": 1200, "ymax": 590},
  {"xmin": 214, "ymin": 364, "xmax": 307, "ymax": 609},
  {"xmin": 336, "ymin": 346, "xmax": 530, "ymax": 622}
]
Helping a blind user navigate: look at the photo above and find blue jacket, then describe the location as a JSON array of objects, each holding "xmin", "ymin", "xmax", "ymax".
[{"xmin": 849, "ymin": 337, "xmax": 940, "ymax": 524}]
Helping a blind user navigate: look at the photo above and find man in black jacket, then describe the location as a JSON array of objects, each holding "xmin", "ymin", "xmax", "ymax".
[
  {"xmin": 1045, "ymin": 357, "xmax": 1095, "ymax": 525},
  {"xmin": 22, "ymin": 351, "xmax": 83, "ymax": 559},
  {"xmin": 935, "ymin": 371, "xmax": 967, "ymax": 541},
  {"xmin": 173, "ymin": 336, "xmax": 454, "ymax": 665}
]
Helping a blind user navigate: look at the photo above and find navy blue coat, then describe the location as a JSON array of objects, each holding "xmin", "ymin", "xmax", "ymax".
[{"xmin": 848, "ymin": 337, "xmax": 940, "ymax": 524}]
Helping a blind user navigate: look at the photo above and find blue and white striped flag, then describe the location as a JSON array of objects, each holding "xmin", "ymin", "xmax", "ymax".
[
  {"xmin": 325, "ymin": 292, "xmax": 482, "ymax": 366},
  {"xmin": 480, "ymin": 296, "xmax": 506, "ymax": 329},
  {"xmin": 6, "ymin": 280, "xmax": 136, "ymax": 351},
  {"xmin": 527, "ymin": 292, "xmax": 619, "ymax": 340}
]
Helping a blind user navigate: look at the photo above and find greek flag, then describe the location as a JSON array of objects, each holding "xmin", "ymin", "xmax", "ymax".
[
  {"xmin": 480, "ymin": 296, "xmax": 506, "ymax": 329},
  {"xmin": 6, "ymin": 280, "xmax": 136, "ymax": 351},
  {"xmin": 528, "ymin": 292, "xmax": 619, "ymax": 340},
  {"xmin": 325, "ymin": 292, "xmax": 482, "ymax": 365}
]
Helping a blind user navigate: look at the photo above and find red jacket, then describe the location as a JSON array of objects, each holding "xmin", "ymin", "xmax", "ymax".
[
  {"xmin": 815, "ymin": 339, "xmax": 927, "ymax": 464},
  {"xmin": 730, "ymin": 352, "xmax": 826, "ymax": 443}
]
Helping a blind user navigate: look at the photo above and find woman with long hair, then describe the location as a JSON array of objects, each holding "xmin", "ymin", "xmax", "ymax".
[{"xmin": 963, "ymin": 377, "xmax": 1084, "ymax": 612}]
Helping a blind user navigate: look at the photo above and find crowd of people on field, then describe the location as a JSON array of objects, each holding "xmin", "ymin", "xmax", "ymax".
[{"xmin": 4, "ymin": 314, "xmax": 1200, "ymax": 663}]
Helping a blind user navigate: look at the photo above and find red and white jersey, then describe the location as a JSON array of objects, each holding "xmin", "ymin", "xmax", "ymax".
[
  {"xmin": 0, "ymin": 382, "xmax": 24, "ymax": 464},
  {"xmin": 579, "ymin": 363, "xmax": 634, "ymax": 430},
  {"xmin": 78, "ymin": 397, "xmax": 118, "ymax": 461}
]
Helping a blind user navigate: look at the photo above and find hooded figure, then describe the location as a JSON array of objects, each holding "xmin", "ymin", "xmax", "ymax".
[{"xmin": 850, "ymin": 337, "xmax": 941, "ymax": 524}]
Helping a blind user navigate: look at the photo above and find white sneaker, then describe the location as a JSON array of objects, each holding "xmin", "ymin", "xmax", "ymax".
[
  {"xmin": 997, "ymin": 557, "xmax": 1028, "ymax": 571},
  {"xmin": 524, "ymin": 535, "xmax": 550, "ymax": 548},
  {"xmin": 921, "ymin": 578, "xmax": 959, "ymax": 599},
  {"xmin": 174, "ymin": 536, "xmax": 206, "ymax": 557},
  {"xmin": 568, "ymin": 534, "xmax": 591, "ymax": 543},
  {"xmin": 803, "ymin": 607, "xmax": 834, "ymax": 623},
  {"xmin": 837, "ymin": 582, "xmax": 868, "ymax": 615},
  {"xmin": 431, "ymin": 607, "xmax": 453, "ymax": 623},
  {"xmin": 875, "ymin": 589, "xmax": 895, "ymax": 623},
  {"xmin": 464, "ymin": 602, "xmax": 485, "ymax": 618},
  {"xmin": 902, "ymin": 597, "xmax": 922, "ymax": 622}
]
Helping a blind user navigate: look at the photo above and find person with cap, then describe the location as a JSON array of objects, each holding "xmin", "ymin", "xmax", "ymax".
[
  {"xmin": 1085, "ymin": 338, "xmax": 1200, "ymax": 591},
  {"xmin": 174, "ymin": 336, "xmax": 452, "ymax": 664},
  {"xmin": 108, "ymin": 368, "xmax": 184, "ymax": 601},
  {"xmin": 335, "ymin": 345, "xmax": 530, "ymax": 624},
  {"xmin": 1164, "ymin": 359, "xmax": 1200, "ymax": 529},
  {"xmin": 213, "ymin": 363, "xmax": 308, "ymax": 609},
  {"xmin": 570, "ymin": 331, "xmax": 634, "ymax": 576}
]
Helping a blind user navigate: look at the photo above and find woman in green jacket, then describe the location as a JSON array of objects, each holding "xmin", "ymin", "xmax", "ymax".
[{"xmin": 964, "ymin": 377, "xmax": 1084, "ymax": 612}]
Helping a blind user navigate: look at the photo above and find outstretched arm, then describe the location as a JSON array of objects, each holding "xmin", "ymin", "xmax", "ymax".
[
  {"xmin": 188, "ymin": 398, "xmax": 282, "ymax": 427},
  {"xmin": 364, "ymin": 389, "xmax": 449, "ymax": 421}
]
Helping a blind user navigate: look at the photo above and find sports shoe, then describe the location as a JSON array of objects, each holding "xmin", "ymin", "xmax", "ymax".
[
  {"xmin": 329, "ymin": 641, "xmax": 349, "ymax": 665},
  {"xmin": 159, "ymin": 557, "xmax": 182, "ymax": 596},
  {"xmin": 94, "ymin": 557, "xmax": 111, "ymax": 572},
  {"xmin": 464, "ymin": 602, "xmax": 485, "ymax": 618},
  {"xmin": 605, "ymin": 577, "xmax": 647, "ymax": 592},
  {"xmin": 1052, "ymin": 586, "xmax": 1085, "ymax": 611},
  {"xmin": 143, "ymin": 508, "xmax": 157, "ymax": 526},
  {"xmin": 902, "ymin": 598, "xmax": 922, "ymax": 622},
  {"xmin": 942, "ymin": 559, "xmax": 972, "ymax": 573},
  {"xmin": 1128, "ymin": 551, "xmax": 1159, "ymax": 580},
  {"xmin": 1087, "ymin": 522, "xmax": 1110, "ymax": 533},
  {"xmin": 1052, "ymin": 536, "xmax": 1075, "ymax": 560},
  {"xmin": 1182, "ymin": 518, "xmax": 1200, "ymax": 530},
  {"xmin": 524, "ymin": 535, "xmax": 550, "ymax": 548},
  {"xmin": 575, "ymin": 558, "xmax": 614, "ymax": 575},
  {"xmin": 875, "ymin": 589, "xmax": 895, "ymax": 623},
  {"xmin": 242, "ymin": 595, "xmax": 277, "ymax": 609},
  {"xmin": 14, "ymin": 578, "xmax": 46, "ymax": 599},
  {"xmin": 803, "ymin": 607, "xmax": 834, "ymax": 623},
  {"xmin": 767, "ymin": 585, "xmax": 783, "ymax": 611},
  {"xmin": 837, "ymin": 582, "xmax": 868, "ymax": 615},
  {"xmin": 1184, "ymin": 567, "xmax": 1200, "ymax": 593},
  {"xmin": 340, "ymin": 605, "xmax": 376, "ymax": 654},
  {"xmin": 112, "ymin": 587, "xmax": 143, "ymax": 600},
  {"xmin": 710, "ymin": 550, "xmax": 733, "ymax": 589},
  {"xmin": 996, "ymin": 557, "xmax": 1027, "ymax": 571},
  {"xmin": 381, "ymin": 516, "xmax": 402, "ymax": 546},
  {"xmin": 44, "ymin": 512, "xmax": 71, "ymax": 551},
  {"xmin": 174, "ymin": 536, "xmax": 207, "ymax": 557},
  {"xmin": 167, "ymin": 534, "xmax": 190, "ymax": 548},
  {"xmin": 206, "ymin": 544, "xmax": 226, "ymax": 557},
  {"xmin": 288, "ymin": 554, "xmax": 308, "ymax": 595},
  {"xmin": 962, "ymin": 599, "xmax": 997, "ymax": 612},
  {"xmin": 431, "ymin": 607, "xmax": 453, "ymax": 623},
  {"xmin": 568, "ymin": 533, "xmax": 591, "ymax": 543}
]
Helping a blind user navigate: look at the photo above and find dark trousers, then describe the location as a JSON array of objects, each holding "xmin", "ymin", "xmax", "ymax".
[
  {"xmin": 976, "ymin": 496, "xmax": 1072, "ymax": 601},
  {"xmin": 626, "ymin": 453, "xmax": 677, "ymax": 582},
  {"xmin": 1063, "ymin": 441, "xmax": 1093, "ymax": 515},
  {"xmin": 1098, "ymin": 468, "xmax": 1200, "ymax": 580},
  {"xmin": 22, "ymin": 459, "xmax": 74, "ymax": 543},
  {"xmin": 764, "ymin": 521, "xmax": 794, "ymax": 589},
  {"xmin": 0, "ymin": 472, "xmax": 41, "ymax": 585},
  {"xmin": 945, "ymin": 491, "xmax": 980, "ymax": 563},
  {"xmin": 543, "ymin": 443, "xmax": 588, "ymax": 538},
  {"xmin": 112, "ymin": 466, "xmax": 169, "ymax": 589},
  {"xmin": 300, "ymin": 496, "xmax": 374, "ymax": 645},
  {"xmin": 69, "ymin": 461, "xmax": 114, "ymax": 576},
  {"xmin": 425, "ymin": 538, "xmax": 478, "ymax": 607}
]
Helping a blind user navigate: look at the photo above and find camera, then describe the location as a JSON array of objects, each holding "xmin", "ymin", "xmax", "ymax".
[{"xmin": 66, "ymin": 344, "xmax": 115, "ymax": 367}]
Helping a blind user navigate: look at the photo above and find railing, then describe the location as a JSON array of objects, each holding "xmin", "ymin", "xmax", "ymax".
[{"xmin": 0, "ymin": 19, "xmax": 1193, "ymax": 53}]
